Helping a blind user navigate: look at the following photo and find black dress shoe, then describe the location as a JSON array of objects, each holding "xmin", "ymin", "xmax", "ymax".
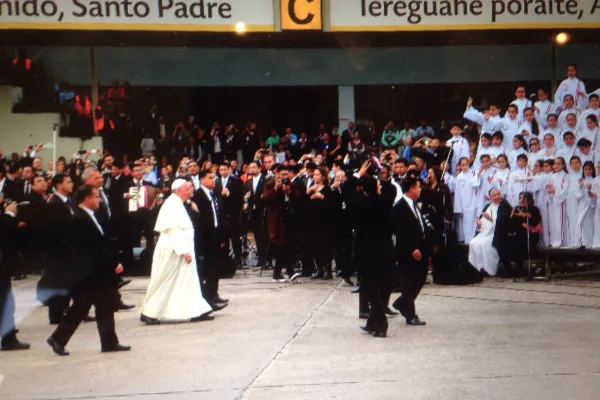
[
  {"xmin": 118, "ymin": 279, "xmax": 132, "ymax": 289},
  {"xmin": 351, "ymin": 286, "xmax": 360, "ymax": 294},
  {"xmin": 373, "ymin": 331, "xmax": 387, "ymax": 338},
  {"xmin": 385, "ymin": 307, "xmax": 399, "ymax": 316},
  {"xmin": 358, "ymin": 312, "xmax": 369, "ymax": 319},
  {"xmin": 118, "ymin": 302, "xmax": 135, "ymax": 311},
  {"xmin": 342, "ymin": 277, "xmax": 354, "ymax": 287},
  {"xmin": 360, "ymin": 325, "xmax": 375, "ymax": 334},
  {"xmin": 47, "ymin": 338, "xmax": 69, "ymax": 356},
  {"xmin": 101, "ymin": 344, "xmax": 131, "ymax": 353},
  {"xmin": 406, "ymin": 318, "xmax": 426, "ymax": 326},
  {"xmin": 211, "ymin": 302, "xmax": 229, "ymax": 312},
  {"xmin": 82, "ymin": 314, "xmax": 96, "ymax": 323},
  {"xmin": 140, "ymin": 315, "xmax": 160, "ymax": 325},
  {"xmin": 212, "ymin": 296, "xmax": 229, "ymax": 303},
  {"xmin": 191, "ymin": 312, "xmax": 215, "ymax": 322},
  {"xmin": 1, "ymin": 339, "xmax": 30, "ymax": 351}
]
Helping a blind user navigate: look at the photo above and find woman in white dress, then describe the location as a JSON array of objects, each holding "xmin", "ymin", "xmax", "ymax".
[
  {"xmin": 576, "ymin": 161, "xmax": 595, "ymax": 248},
  {"xmin": 468, "ymin": 188, "xmax": 505, "ymax": 276}
]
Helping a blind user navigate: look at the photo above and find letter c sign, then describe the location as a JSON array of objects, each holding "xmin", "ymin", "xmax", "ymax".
[{"xmin": 281, "ymin": 0, "xmax": 322, "ymax": 30}]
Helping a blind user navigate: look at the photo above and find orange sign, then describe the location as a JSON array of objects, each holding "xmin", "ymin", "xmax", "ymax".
[{"xmin": 281, "ymin": 0, "xmax": 322, "ymax": 30}]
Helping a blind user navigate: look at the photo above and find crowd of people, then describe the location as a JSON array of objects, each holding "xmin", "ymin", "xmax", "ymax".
[{"xmin": 1, "ymin": 64, "xmax": 600, "ymax": 349}]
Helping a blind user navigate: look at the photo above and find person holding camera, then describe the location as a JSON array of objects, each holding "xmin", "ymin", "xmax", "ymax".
[{"xmin": 263, "ymin": 165, "xmax": 302, "ymax": 282}]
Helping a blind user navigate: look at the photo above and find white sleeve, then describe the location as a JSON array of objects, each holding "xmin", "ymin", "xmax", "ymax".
[
  {"xmin": 164, "ymin": 228, "xmax": 192, "ymax": 256},
  {"xmin": 464, "ymin": 106, "xmax": 485, "ymax": 126}
]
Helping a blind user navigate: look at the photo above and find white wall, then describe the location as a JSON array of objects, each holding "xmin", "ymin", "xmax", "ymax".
[{"xmin": 0, "ymin": 86, "xmax": 102, "ymax": 164}]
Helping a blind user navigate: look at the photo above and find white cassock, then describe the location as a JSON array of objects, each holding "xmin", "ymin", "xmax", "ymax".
[
  {"xmin": 574, "ymin": 149, "xmax": 594, "ymax": 165},
  {"xmin": 507, "ymin": 167, "xmax": 528, "ymax": 207},
  {"xmin": 468, "ymin": 202, "xmax": 500, "ymax": 276},
  {"xmin": 509, "ymin": 98, "xmax": 533, "ymax": 121},
  {"xmin": 566, "ymin": 171, "xmax": 583, "ymax": 248},
  {"xmin": 454, "ymin": 169, "xmax": 479, "ymax": 243},
  {"xmin": 491, "ymin": 168, "xmax": 510, "ymax": 198},
  {"xmin": 463, "ymin": 106, "xmax": 502, "ymax": 135},
  {"xmin": 446, "ymin": 136, "xmax": 470, "ymax": 176},
  {"xmin": 528, "ymin": 150, "xmax": 544, "ymax": 171},
  {"xmin": 592, "ymin": 177, "xmax": 600, "ymax": 248},
  {"xmin": 140, "ymin": 194, "xmax": 212, "ymax": 321},
  {"xmin": 548, "ymin": 171, "xmax": 568, "ymax": 247},
  {"xmin": 576, "ymin": 177, "xmax": 595, "ymax": 249},
  {"xmin": 501, "ymin": 117, "xmax": 519, "ymax": 146},
  {"xmin": 543, "ymin": 127, "xmax": 562, "ymax": 149},
  {"xmin": 528, "ymin": 173, "xmax": 551, "ymax": 246},
  {"xmin": 578, "ymin": 108, "xmax": 600, "ymax": 129},
  {"xmin": 473, "ymin": 144, "xmax": 493, "ymax": 170},
  {"xmin": 554, "ymin": 77, "xmax": 587, "ymax": 111},
  {"xmin": 476, "ymin": 167, "xmax": 497, "ymax": 216},
  {"xmin": 558, "ymin": 108, "xmax": 579, "ymax": 132},
  {"xmin": 534, "ymin": 99, "xmax": 560, "ymax": 130},
  {"xmin": 516, "ymin": 120, "xmax": 538, "ymax": 145},
  {"xmin": 555, "ymin": 145, "xmax": 576, "ymax": 163},
  {"xmin": 507, "ymin": 148, "xmax": 527, "ymax": 171}
]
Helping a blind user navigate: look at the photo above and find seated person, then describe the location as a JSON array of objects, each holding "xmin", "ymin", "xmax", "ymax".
[
  {"xmin": 468, "ymin": 188, "xmax": 512, "ymax": 277},
  {"xmin": 509, "ymin": 192, "xmax": 541, "ymax": 281}
]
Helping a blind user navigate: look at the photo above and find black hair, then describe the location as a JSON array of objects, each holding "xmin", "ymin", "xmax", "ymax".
[
  {"xmin": 519, "ymin": 191, "xmax": 535, "ymax": 206},
  {"xmin": 524, "ymin": 107, "xmax": 540, "ymax": 136},
  {"xmin": 199, "ymin": 169, "xmax": 214, "ymax": 180},
  {"xmin": 589, "ymin": 93, "xmax": 599, "ymax": 101},
  {"xmin": 586, "ymin": 115, "xmax": 598, "ymax": 124},
  {"xmin": 555, "ymin": 157, "xmax": 568, "ymax": 173},
  {"xmin": 577, "ymin": 138, "xmax": 592, "ymax": 148},
  {"xmin": 564, "ymin": 94, "xmax": 574, "ymax": 102},
  {"xmin": 570, "ymin": 156, "xmax": 581, "ymax": 166},
  {"xmin": 492, "ymin": 131, "xmax": 504, "ymax": 140},
  {"xmin": 516, "ymin": 154, "xmax": 528, "ymax": 162},
  {"xmin": 563, "ymin": 131, "xmax": 575, "ymax": 139},
  {"xmin": 513, "ymin": 134, "xmax": 528, "ymax": 151},
  {"xmin": 497, "ymin": 154, "xmax": 509, "ymax": 168},
  {"xmin": 358, "ymin": 176, "xmax": 378, "ymax": 196},
  {"xmin": 52, "ymin": 173, "xmax": 70, "ymax": 187},
  {"xmin": 75, "ymin": 184, "xmax": 97, "ymax": 205},
  {"xmin": 481, "ymin": 133, "xmax": 493, "ymax": 141},
  {"xmin": 583, "ymin": 161, "xmax": 596, "ymax": 179},
  {"xmin": 547, "ymin": 113, "xmax": 558, "ymax": 120},
  {"xmin": 480, "ymin": 154, "xmax": 491, "ymax": 161},
  {"xmin": 394, "ymin": 158, "xmax": 410, "ymax": 167},
  {"xmin": 401, "ymin": 176, "xmax": 421, "ymax": 194}
]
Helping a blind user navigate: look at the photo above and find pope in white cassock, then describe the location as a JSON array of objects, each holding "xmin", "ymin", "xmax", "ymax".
[{"xmin": 140, "ymin": 179, "xmax": 213, "ymax": 324}]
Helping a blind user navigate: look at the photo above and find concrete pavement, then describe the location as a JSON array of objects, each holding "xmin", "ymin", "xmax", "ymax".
[{"xmin": 2, "ymin": 271, "xmax": 600, "ymax": 400}]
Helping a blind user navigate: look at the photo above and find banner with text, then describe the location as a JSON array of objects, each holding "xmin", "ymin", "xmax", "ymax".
[
  {"xmin": 330, "ymin": 0, "xmax": 600, "ymax": 31},
  {"xmin": 0, "ymin": 0, "xmax": 275, "ymax": 31}
]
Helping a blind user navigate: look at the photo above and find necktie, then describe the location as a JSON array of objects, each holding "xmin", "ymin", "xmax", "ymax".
[
  {"xmin": 210, "ymin": 191, "xmax": 219, "ymax": 226},
  {"xmin": 413, "ymin": 202, "xmax": 425, "ymax": 233},
  {"xmin": 66, "ymin": 197, "xmax": 74, "ymax": 215},
  {"xmin": 25, "ymin": 181, "xmax": 30, "ymax": 195}
]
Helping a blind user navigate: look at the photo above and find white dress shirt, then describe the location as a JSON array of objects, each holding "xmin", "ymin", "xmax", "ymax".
[{"xmin": 403, "ymin": 195, "xmax": 424, "ymax": 233}]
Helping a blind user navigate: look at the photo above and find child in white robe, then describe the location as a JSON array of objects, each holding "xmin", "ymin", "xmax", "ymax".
[
  {"xmin": 475, "ymin": 154, "xmax": 497, "ymax": 216},
  {"xmin": 508, "ymin": 134, "xmax": 528, "ymax": 171},
  {"xmin": 543, "ymin": 114, "xmax": 562, "ymax": 149},
  {"xmin": 576, "ymin": 161, "xmax": 595, "ymax": 249},
  {"xmin": 578, "ymin": 115, "xmax": 599, "ymax": 154},
  {"xmin": 528, "ymin": 160, "xmax": 553, "ymax": 246},
  {"xmin": 558, "ymin": 95, "xmax": 579, "ymax": 132},
  {"xmin": 445, "ymin": 123, "xmax": 471, "ymax": 177},
  {"xmin": 566, "ymin": 156, "xmax": 583, "ymax": 247},
  {"xmin": 473, "ymin": 133, "xmax": 493, "ymax": 170},
  {"xmin": 509, "ymin": 86, "xmax": 532, "ymax": 121},
  {"xmin": 535, "ymin": 87, "xmax": 560, "ymax": 130},
  {"xmin": 507, "ymin": 154, "xmax": 529, "ymax": 207},
  {"xmin": 463, "ymin": 97, "xmax": 502, "ymax": 135},
  {"xmin": 517, "ymin": 107, "xmax": 539, "ymax": 145},
  {"xmin": 501, "ymin": 104, "xmax": 520, "ymax": 145},
  {"xmin": 488, "ymin": 131, "xmax": 508, "ymax": 164},
  {"xmin": 575, "ymin": 138, "xmax": 594, "ymax": 165},
  {"xmin": 492, "ymin": 154, "xmax": 511, "ymax": 198},
  {"xmin": 579, "ymin": 94, "xmax": 600, "ymax": 128},
  {"xmin": 527, "ymin": 138, "xmax": 543, "ymax": 171},
  {"xmin": 554, "ymin": 65, "xmax": 587, "ymax": 111},
  {"xmin": 590, "ymin": 162, "xmax": 600, "ymax": 248},
  {"xmin": 454, "ymin": 157, "xmax": 479, "ymax": 243},
  {"xmin": 556, "ymin": 131, "xmax": 577, "ymax": 162},
  {"xmin": 541, "ymin": 133, "xmax": 557, "ymax": 159},
  {"xmin": 546, "ymin": 157, "xmax": 569, "ymax": 247}
]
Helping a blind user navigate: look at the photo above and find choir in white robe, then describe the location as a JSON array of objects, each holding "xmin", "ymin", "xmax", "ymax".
[
  {"xmin": 516, "ymin": 120, "xmax": 538, "ymax": 145},
  {"xmin": 556, "ymin": 144, "xmax": 576, "ymax": 163},
  {"xmin": 543, "ymin": 127, "xmax": 562, "ymax": 149},
  {"xmin": 558, "ymin": 108, "xmax": 579, "ymax": 131},
  {"xmin": 528, "ymin": 173, "xmax": 552, "ymax": 246},
  {"xmin": 507, "ymin": 167, "xmax": 528, "ymax": 207},
  {"xmin": 140, "ymin": 193, "xmax": 213, "ymax": 322},
  {"xmin": 468, "ymin": 203, "xmax": 500, "ymax": 276},
  {"xmin": 577, "ymin": 126, "xmax": 599, "ymax": 146},
  {"xmin": 507, "ymin": 148, "xmax": 527, "ymax": 171},
  {"xmin": 535, "ymin": 99, "xmax": 560, "ymax": 130},
  {"xmin": 491, "ymin": 167, "xmax": 510, "ymax": 198},
  {"xmin": 510, "ymin": 98, "xmax": 533, "ymax": 121},
  {"xmin": 501, "ymin": 117, "xmax": 519, "ymax": 146},
  {"xmin": 554, "ymin": 77, "xmax": 587, "ymax": 111},
  {"xmin": 576, "ymin": 176, "xmax": 595, "ymax": 249},
  {"xmin": 541, "ymin": 146, "xmax": 556, "ymax": 160},
  {"xmin": 488, "ymin": 145, "xmax": 507, "ymax": 163},
  {"xmin": 454, "ymin": 169, "xmax": 479, "ymax": 243},
  {"xmin": 463, "ymin": 106, "xmax": 502, "ymax": 134},
  {"xmin": 547, "ymin": 170, "xmax": 568, "ymax": 247},
  {"xmin": 446, "ymin": 136, "xmax": 470, "ymax": 176},
  {"xmin": 528, "ymin": 150, "xmax": 544, "ymax": 171},
  {"xmin": 591, "ymin": 176, "xmax": 600, "ymax": 248},
  {"xmin": 473, "ymin": 144, "xmax": 494, "ymax": 170},
  {"xmin": 574, "ymin": 148, "xmax": 594, "ymax": 165},
  {"xmin": 475, "ymin": 167, "xmax": 497, "ymax": 216},
  {"xmin": 578, "ymin": 107, "xmax": 600, "ymax": 128},
  {"xmin": 566, "ymin": 170, "xmax": 583, "ymax": 247}
]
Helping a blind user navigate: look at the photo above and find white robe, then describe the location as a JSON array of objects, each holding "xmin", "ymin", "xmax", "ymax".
[
  {"xmin": 542, "ymin": 127, "xmax": 562, "ymax": 149},
  {"xmin": 473, "ymin": 144, "xmax": 493, "ymax": 170},
  {"xmin": 578, "ymin": 108, "xmax": 600, "ymax": 129},
  {"xmin": 488, "ymin": 146, "xmax": 507, "ymax": 163},
  {"xmin": 140, "ymin": 194, "xmax": 213, "ymax": 321},
  {"xmin": 555, "ymin": 145, "xmax": 576, "ymax": 163},
  {"xmin": 454, "ymin": 169, "xmax": 479, "ymax": 243},
  {"xmin": 446, "ymin": 136, "xmax": 471, "ymax": 176},
  {"xmin": 509, "ymin": 98, "xmax": 533, "ymax": 121},
  {"xmin": 491, "ymin": 168, "xmax": 510, "ymax": 198},
  {"xmin": 558, "ymin": 108, "xmax": 579, "ymax": 132},
  {"xmin": 468, "ymin": 203, "xmax": 500, "ymax": 276},
  {"xmin": 528, "ymin": 150, "xmax": 544, "ymax": 171},
  {"xmin": 507, "ymin": 167, "xmax": 528, "ymax": 207},
  {"xmin": 566, "ymin": 171, "xmax": 583, "ymax": 248},
  {"xmin": 476, "ymin": 167, "xmax": 497, "ymax": 216},
  {"xmin": 554, "ymin": 77, "xmax": 587, "ymax": 111},
  {"xmin": 591, "ymin": 177, "xmax": 600, "ymax": 248},
  {"xmin": 501, "ymin": 117, "xmax": 519, "ymax": 146},
  {"xmin": 547, "ymin": 171, "xmax": 568, "ymax": 247},
  {"xmin": 529, "ymin": 173, "xmax": 551, "ymax": 246},
  {"xmin": 463, "ymin": 106, "xmax": 502, "ymax": 134},
  {"xmin": 516, "ymin": 120, "xmax": 538, "ymax": 145},
  {"xmin": 534, "ymin": 100, "xmax": 560, "ymax": 130},
  {"xmin": 576, "ymin": 177, "xmax": 595, "ymax": 249},
  {"xmin": 508, "ymin": 148, "xmax": 527, "ymax": 171}
]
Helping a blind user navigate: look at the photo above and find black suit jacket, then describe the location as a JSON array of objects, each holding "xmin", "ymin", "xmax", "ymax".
[
  {"xmin": 67, "ymin": 208, "xmax": 120, "ymax": 291},
  {"xmin": 192, "ymin": 188, "xmax": 223, "ymax": 257},
  {"xmin": 393, "ymin": 197, "xmax": 430, "ymax": 265},
  {"xmin": 0, "ymin": 211, "xmax": 18, "ymax": 284},
  {"xmin": 485, "ymin": 200, "xmax": 513, "ymax": 250},
  {"xmin": 244, "ymin": 174, "xmax": 266, "ymax": 222},
  {"xmin": 106, "ymin": 175, "xmax": 132, "ymax": 215},
  {"xmin": 4, "ymin": 179, "xmax": 28, "ymax": 203},
  {"xmin": 215, "ymin": 175, "xmax": 244, "ymax": 228}
]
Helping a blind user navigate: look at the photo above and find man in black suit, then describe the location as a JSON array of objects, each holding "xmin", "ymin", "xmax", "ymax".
[
  {"xmin": 47, "ymin": 184, "xmax": 130, "ymax": 356},
  {"xmin": 244, "ymin": 161, "xmax": 269, "ymax": 267},
  {"xmin": 43, "ymin": 174, "xmax": 75, "ymax": 324},
  {"xmin": 0, "ymin": 202, "xmax": 30, "ymax": 351},
  {"xmin": 8, "ymin": 165, "xmax": 35, "ymax": 203},
  {"xmin": 391, "ymin": 177, "xmax": 429, "ymax": 326},
  {"xmin": 192, "ymin": 170, "xmax": 229, "ymax": 307},
  {"xmin": 216, "ymin": 163, "xmax": 245, "ymax": 269}
]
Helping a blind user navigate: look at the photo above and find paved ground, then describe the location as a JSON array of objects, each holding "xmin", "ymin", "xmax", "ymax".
[{"xmin": 2, "ymin": 270, "xmax": 600, "ymax": 400}]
